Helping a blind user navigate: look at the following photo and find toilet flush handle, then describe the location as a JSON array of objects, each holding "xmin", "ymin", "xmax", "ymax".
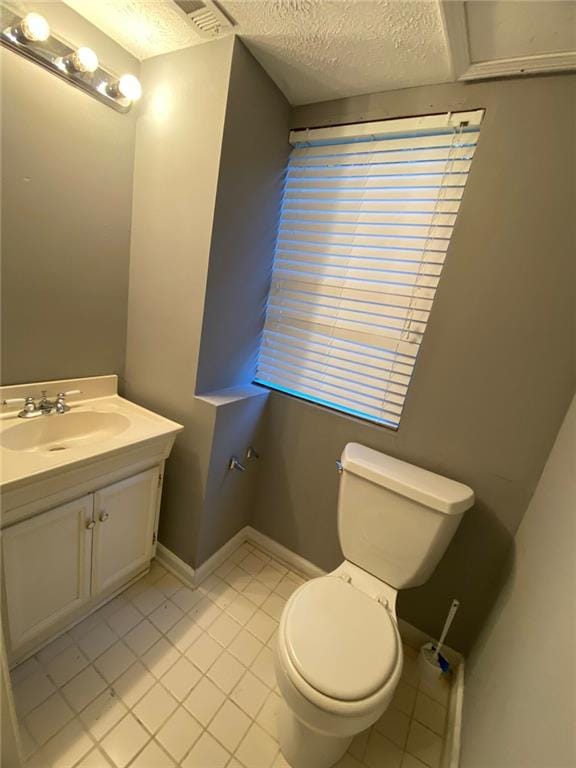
[{"xmin": 336, "ymin": 460, "xmax": 343, "ymax": 474}]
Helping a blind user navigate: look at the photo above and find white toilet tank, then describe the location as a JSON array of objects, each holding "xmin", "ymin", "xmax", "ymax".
[{"xmin": 338, "ymin": 444, "xmax": 474, "ymax": 589}]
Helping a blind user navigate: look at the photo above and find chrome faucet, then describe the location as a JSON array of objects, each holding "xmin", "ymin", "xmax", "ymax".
[{"xmin": 1, "ymin": 389, "xmax": 81, "ymax": 418}]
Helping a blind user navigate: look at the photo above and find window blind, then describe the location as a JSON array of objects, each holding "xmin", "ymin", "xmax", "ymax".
[{"xmin": 255, "ymin": 110, "xmax": 484, "ymax": 428}]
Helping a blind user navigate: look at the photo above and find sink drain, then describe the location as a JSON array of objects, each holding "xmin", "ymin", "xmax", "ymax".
[{"xmin": 48, "ymin": 445, "xmax": 68, "ymax": 452}]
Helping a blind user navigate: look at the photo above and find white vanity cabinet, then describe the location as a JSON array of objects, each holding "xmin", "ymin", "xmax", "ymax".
[
  {"xmin": 2, "ymin": 495, "xmax": 94, "ymax": 653},
  {"xmin": 91, "ymin": 468, "xmax": 159, "ymax": 596},
  {"xmin": 1, "ymin": 466, "xmax": 162, "ymax": 661}
]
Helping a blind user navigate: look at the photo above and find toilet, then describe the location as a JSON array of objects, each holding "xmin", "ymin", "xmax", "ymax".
[{"xmin": 274, "ymin": 443, "xmax": 474, "ymax": 768}]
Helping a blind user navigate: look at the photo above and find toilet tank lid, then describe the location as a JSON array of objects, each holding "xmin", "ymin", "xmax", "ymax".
[{"xmin": 341, "ymin": 444, "xmax": 474, "ymax": 515}]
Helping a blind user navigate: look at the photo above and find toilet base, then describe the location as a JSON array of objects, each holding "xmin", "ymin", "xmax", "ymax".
[{"xmin": 278, "ymin": 697, "xmax": 352, "ymax": 768}]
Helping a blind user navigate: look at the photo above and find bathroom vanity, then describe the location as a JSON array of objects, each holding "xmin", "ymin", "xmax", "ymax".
[{"xmin": 0, "ymin": 375, "xmax": 183, "ymax": 664}]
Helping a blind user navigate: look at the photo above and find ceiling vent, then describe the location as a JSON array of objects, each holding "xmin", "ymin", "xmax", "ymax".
[{"xmin": 173, "ymin": 0, "xmax": 236, "ymax": 39}]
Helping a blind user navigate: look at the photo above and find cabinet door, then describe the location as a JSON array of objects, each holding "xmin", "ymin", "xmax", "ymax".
[
  {"xmin": 91, "ymin": 468, "xmax": 159, "ymax": 596},
  {"xmin": 2, "ymin": 496, "xmax": 93, "ymax": 651}
]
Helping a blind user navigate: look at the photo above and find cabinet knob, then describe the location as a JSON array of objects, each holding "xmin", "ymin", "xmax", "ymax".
[
  {"xmin": 86, "ymin": 520, "xmax": 95, "ymax": 530},
  {"xmin": 99, "ymin": 511, "xmax": 109, "ymax": 522}
]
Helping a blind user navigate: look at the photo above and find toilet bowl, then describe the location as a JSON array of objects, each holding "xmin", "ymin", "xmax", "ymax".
[
  {"xmin": 274, "ymin": 563, "xmax": 403, "ymax": 768},
  {"xmin": 273, "ymin": 444, "xmax": 474, "ymax": 768}
]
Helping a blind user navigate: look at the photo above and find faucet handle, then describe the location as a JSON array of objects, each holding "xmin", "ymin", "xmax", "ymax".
[
  {"xmin": 2, "ymin": 396, "xmax": 36, "ymax": 414},
  {"xmin": 56, "ymin": 390, "xmax": 81, "ymax": 400},
  {"xmin": 1, "ymin": 396, "xmax": 28, "ymax": 406}
]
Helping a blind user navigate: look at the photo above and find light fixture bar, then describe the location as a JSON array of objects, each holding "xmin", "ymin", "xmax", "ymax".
[{"xmin": 0, "ymin": 4, "xmax": 141, "ymax": 114}]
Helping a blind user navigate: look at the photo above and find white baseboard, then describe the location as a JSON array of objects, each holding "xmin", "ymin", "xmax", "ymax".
[
  {"xmin": 154, "ymin": 526, "xmax": 325, "ymax": 587},
  {"xmin": 443, "ymin": 657, "xmax": 465, "ymax": 768},
  {"xmin": 194, "ymin": 527, "xmax": 251, "ymax": 584},
  {"xmin": 155, "ymin": 542, "xmax": 195, "ymax": 586},
  {"xmin": 245, "ymin": 527, "xmax": 326, "ymax": 579}
]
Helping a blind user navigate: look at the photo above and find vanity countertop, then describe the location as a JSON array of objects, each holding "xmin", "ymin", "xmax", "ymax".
[{"xmin": 0, "ymin": 376, "xmax": 183, "ymax": 491}]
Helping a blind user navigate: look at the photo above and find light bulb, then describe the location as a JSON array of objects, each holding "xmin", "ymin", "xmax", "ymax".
[
  {"xmin": 118, "ymin": 74, "xmax": 142, "ymax": 102},
  {"xmin": 20, "ymin": 12, "xmax": 50, "ymax": 42},
  {"xmin": 69, "ymin": 47, "xmax": 99, "ymax": 73}
]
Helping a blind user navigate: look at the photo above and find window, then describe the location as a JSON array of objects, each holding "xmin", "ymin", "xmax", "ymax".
[{"xmin": 255, "ymin": 110, "xmax": 484, "ymax": 428}]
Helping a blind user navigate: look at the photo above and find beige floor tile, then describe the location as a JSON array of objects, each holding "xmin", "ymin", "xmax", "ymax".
[
  {"xmin": 231, "ymin": 670, "xmax": 269, "ymax": 718},
  {"xmin": 228, "ymin": 630, "xmax": 264, "ymax": 667},
  {"xmin": 226, "ymin": 594, "xmax": 258, "ymax": 625},
  {"xmin": 186, "ymin": 633, "xmax": 223, "ymax": 672},
  {"xmin": 41, "ymin": 718, "xmax": 94, "ymax": 768},
  {"xmin": 80, "ymin": 689, "xmax": 128, "ymax": 741},
  {"xmin": 45, "ymin": 645, "xmax": 89, "ymax": 687},
  {"xmin": 62, "ymin": 665, "xmax": 107, "ymax": 713},
  {"xmin": 132, "ymin": 587, "xmax": 165, "ymax": 617},
  {"xmin": 183, "ymin": 676, "xmax": 226, "ymax": 727},
  {"xmin": 105, "ymin": 603, "xmax": 143, "ymax": 638},
  {"xmin": 100, "ymin": 713, "xmax": 149, "ymax": 768},
  {"xmin": 130, "ymin": 739, "xmax": 176, "ymax": 767},
  {"xmin": 256, "ymin": 691, "xmax": 280, "ymax": 738},
  {"xmin": 189, "ymin": 597, "xmax": 222, "ymax": 629},
  {"xmin": 260, "ymin": 594, "xmax": 286, "ymax": 621},
  {"xmin": 235, "ymin": 722, "xmax": 279, "ymax": 768},
  {"xmin": 391, "ymin": 681, "xmax": 417, "ymax": 717},
  {"xmin": 245, "ymin": 611, "xmax": 277, "ymax": 644},
  {"xmin": 132, "ymin": 683, "xmax": 178, "ymax": 734},
  {"xmin": 155, "ymin": 706, "xmax": 202, "ymax": 762},
  {"xmin": 406, "ymin": 721, "xmax": 443, "ymax": 768},
  {"xmin": 208, "ymin": 612, "xmax": 243, "ymax": 647},
  {"xmin": 208, "ymin": 700, "xmax": 251, "ymax": 753},
  {"xmin": 207, "ymin": 651, "xmax": 245, "ymax": 694},
  {"xmin": 114, "ymin": 662, "xmax": 156, "ymax": 709},
  {"xmin": 374, "ymin": 706, "xmax": 411, "ymax": 748},
  {"xmin": 75, "ymin": 746, "xmax": 114, "ymax": 767},
  {"xmin": 413, "ymin": 692, "xmax": 446, "ymax": 736},
  {"xmin": 24, "ymin": 692, "xmax": 74, "ymax": 745},
  {"xmin": 161, "ymin": 656, "xmax": 202, "ymax": 701},
  {"xmin": 171, "ymin": 586, "xmax": 203, "ymax": 613},
  {"xmin": 364, "ymin": 729, "xmax": 403, "ymax": 768},
  {"xmin": 13, "ymin": 670, "xmax": 56, "ymax": 716},
  {"xmin": 77, "ymin": 623, "xmax": 117, "ymax": 661},
  {"xmin": 149, "ymin": 601, "xmax": 184, "ymax": 634},
  {"xmin": 182, "ymin": 731, "xmax": 230, "ymax": 768},
  {"xmin": 250, "ymin": 647, "xmax": 276, "ymax": 688},
  {"xmin": 166, "ymin": 615, "xmax": 203, "ymax": 653},
  {"xmin": 124, "ymin": 620, "xmax": 162, "ymax": 656},
  {"xmin": 94, "ymin": 643, "xmax": 136, "ymax": 685},
  {"xmin": 141, "ymin": 638, "xmax": 180, "ymax": 679}
]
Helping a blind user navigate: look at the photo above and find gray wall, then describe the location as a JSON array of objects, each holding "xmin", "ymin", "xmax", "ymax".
[
  {"xmin": 196, "ymin": 39, "xmax": 291, "ymax": 394},
  {"xmin": 461, "ymin": 396, "xmax": 576, "ymax": 768},
  {"xmin": 0, "ymin": 2, "xmax": 138, "ymax": 385},
  {"xmin": 125, "ymin": 38, "xmax": 290, "ymax": 568},
  {"xmin": 253, "ymin": 75, "xmax": 576, "ymax": 653},
  {"xmin": 124, "ymin": 37, "xmax": 235, "ymax": 565}
]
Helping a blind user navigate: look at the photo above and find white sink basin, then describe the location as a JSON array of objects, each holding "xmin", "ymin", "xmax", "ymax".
[
  {"xmin": 1, "ymin": 411, "xmax": 131, "ymax": 453},
  {"xmin": 0, "ymin": 375, "xmax": 183, "ymax": 491}
]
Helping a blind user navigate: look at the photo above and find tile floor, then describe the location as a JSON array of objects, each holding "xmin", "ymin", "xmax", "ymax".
[{"xmin": 12, "ymin": 541, "xmax": 453, "ymax": 768}]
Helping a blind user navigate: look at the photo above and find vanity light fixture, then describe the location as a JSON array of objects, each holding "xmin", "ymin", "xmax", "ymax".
[
  {"xmin": 108, "ymin": 73, "xmax": 142, "ymax": 103},
  {"xmin": 14, "ymin": 12, "xmax": 50, "ymax": 42},
  {"xmin": 0, "ymin": 4, "xmax": 141, "ymax": 113},
  {"xmin": 63, "ymin": 46, "xmax": 99, "ymax": 74}
]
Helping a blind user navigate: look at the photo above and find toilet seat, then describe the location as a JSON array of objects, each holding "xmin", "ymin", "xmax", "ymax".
[{"xmin": 283, "ymin": 576, "xmax": 400, "ymax": 702}]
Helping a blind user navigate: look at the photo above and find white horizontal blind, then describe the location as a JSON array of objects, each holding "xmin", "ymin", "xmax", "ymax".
[{"xmin": 255, "ymin": 110, "xmax": 484, "ymax": 428}]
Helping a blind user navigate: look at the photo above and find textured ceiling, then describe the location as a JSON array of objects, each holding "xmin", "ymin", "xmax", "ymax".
[
  {"xmin": 222, "ymin": 0, "xmax": 452, "ymax": 104},
  {"xmin": 62, "ymin": 0, "xmax": 452, "ymax": 105},
  {"xmin": 62, "ymin": 0, "xmax": 201, "ymax": 59}
]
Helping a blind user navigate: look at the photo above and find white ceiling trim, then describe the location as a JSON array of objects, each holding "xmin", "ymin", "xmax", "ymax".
[{"xmin": 440, "ymin": 1, "xmax": 576, "ymax": 81}]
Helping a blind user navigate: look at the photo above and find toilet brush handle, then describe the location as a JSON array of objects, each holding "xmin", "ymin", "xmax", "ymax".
[{"xmin": 435, "ymin": 599, "xmax": 460, "ymax": 658}]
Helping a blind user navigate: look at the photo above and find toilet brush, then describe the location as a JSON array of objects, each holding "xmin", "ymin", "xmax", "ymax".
[
  {"xmin": 433, "ymin": 599, "xmax": 460, "ymax": 672},
  {"xmin": 418, "ymin": 599, "xmax": 460, "ymax": 680}
]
